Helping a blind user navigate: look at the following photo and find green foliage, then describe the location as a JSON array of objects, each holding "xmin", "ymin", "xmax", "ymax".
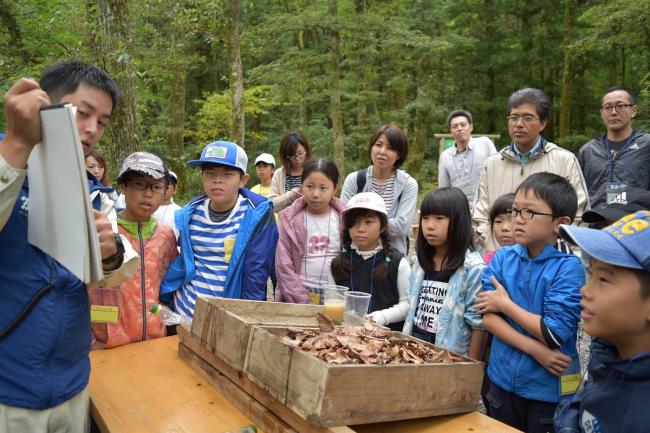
[
  {"xmin": 192, "ymin": 84, "xmax": 276, "ymax": 146},
  {"xmin": 2, "ymin": 0, "xmax": 649, "ymax": 189}
]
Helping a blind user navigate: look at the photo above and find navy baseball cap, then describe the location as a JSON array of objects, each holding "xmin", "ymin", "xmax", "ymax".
[
  {"xmin": 188, "ymin": 141, "xmax": 248, "ymax": 173},
  {"xmin": 559, "ymin": 210, "xmax": 650, "ymax": 272},
  {"xmin": 582, "ymin": 188, "xmax": 650, "ymax": 224}
]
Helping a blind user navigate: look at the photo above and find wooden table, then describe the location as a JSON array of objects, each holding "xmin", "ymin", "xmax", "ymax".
[{"xmin": 90, "ymin": 336, "xmax": 520, "ymax": 433}]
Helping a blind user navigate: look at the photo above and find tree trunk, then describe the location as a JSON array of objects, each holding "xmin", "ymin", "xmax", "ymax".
[
  {"xmin": 559, "ymin": 0, "xmax": 576, "ymax": 137},
  {"xmin": 167, "ymin": 41, "xmax": 187, "ymax": 195},
  {"xmin": 0, "ymin": 0, "xmax": 30, "ymax": 65},
  {"xmin": 298, "ymin": 25, "xmax": 306, "ymax": 130},
  {"xmin": 328, "ymin": 0, "xmax": 345, "ymax": 177},
  {"xmin": 226, "ymin": 0, "xmax": 245, "ymax": 146},
  {"xmin": 410, "ymin": 56, "xmax": 430, "ymax": 185},
  {"xmin": 95, "ymin": 0, "xmax": 140, "ymax": 172}
]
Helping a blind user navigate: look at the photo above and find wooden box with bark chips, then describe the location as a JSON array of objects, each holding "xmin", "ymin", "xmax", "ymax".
[
  {"xmin": 191, "ymin": 297, "xmax": 324, "ymax": 371},
  {"xmin": 244, "ymin": 314, "xmax": 484, "ymax": 427}
]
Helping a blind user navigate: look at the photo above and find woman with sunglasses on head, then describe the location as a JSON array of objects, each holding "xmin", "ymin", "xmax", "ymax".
[{"xmin": 269, "ymin": 132, "xmax": 312, "ymax": 212}]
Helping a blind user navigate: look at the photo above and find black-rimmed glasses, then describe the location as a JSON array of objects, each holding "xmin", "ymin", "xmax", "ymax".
[{"xmin": 508, "ymin": 207, "xmax": 555, "ymax": 220}]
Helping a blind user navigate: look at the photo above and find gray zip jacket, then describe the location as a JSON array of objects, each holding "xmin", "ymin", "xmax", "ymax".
[{"xmin": 578, "ymin": 130, "xmax": 650, "ymax": 208}]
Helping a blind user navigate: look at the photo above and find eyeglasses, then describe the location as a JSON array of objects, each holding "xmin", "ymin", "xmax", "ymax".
[
  {"xmin": 450, "ymin": 122, "xmax": 470, "ymax": 130},
  {"xmin": 600, "ymin": 103, "xmax": 634, "ymax": 113},
  {"xmin": 508, "ymin": 207, "xmax": 555, "ymax": 220},
  {"xmin": 507, "ymin": 115, "xmax": 539, "ymax": 123},
  {"xmin": 286, "ymin": 150, "xmax": 306, "ymax": 160},
  {"xmin": 128, "ymin": 179, "xmax": 166, "ymax": 195}
]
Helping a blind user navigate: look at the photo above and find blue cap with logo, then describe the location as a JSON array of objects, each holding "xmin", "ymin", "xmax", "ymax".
[
  {"xmin": 188, "ymin": 141, "xmax": 248, "ymax": 173},
  {"xmin": 559, "ymin": 210, "xmax": 650, "ymax": 272}
]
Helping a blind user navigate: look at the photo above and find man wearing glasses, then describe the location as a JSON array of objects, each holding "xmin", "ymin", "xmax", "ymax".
[
  {"xmin": 578, "ymin": 86, "xmax": 650, "ymax": 208},
  {"xmin": 472, "ymin": 88, "xmax": 590, "ymax": 250}
]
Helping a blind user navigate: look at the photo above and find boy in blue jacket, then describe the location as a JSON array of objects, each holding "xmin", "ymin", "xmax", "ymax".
[
  {"xmin": 161, "ymin": 141, "xmax": 278, "ymax": 317},
  {"xmin": 554, "ymin": 210, "xmax": 650, "ymax": 433},
  {"xmin": 475, "ymin": 172, "xmax": 585, "ymax": 433}
]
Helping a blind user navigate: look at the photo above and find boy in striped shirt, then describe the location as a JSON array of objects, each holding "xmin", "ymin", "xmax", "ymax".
[{"xmin": 161, "ymin": 141, "xmax": 278, "ymax": 317}]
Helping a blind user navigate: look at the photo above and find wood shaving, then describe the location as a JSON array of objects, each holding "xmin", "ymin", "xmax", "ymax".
[{"xmin": 281, "ymin": 313, "xmax": 465, "ymax": 365}]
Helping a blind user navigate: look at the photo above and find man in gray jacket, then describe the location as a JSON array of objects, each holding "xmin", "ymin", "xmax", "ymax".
[{"xmin": 578, "ymin": 86, "xmax": 650, "ymax": 208}]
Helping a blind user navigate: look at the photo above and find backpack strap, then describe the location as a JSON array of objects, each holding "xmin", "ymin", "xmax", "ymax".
[{"xmin": 356, "ymin": 169, "xmax": 367, "ymax": 193}]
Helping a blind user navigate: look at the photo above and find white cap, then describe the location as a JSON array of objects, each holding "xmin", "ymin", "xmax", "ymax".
[
  {"xmin": 342, "ymin": 192, "xmax": 387, "ymax": 216},
  {"xmin": 254, "ymin": 153, "xmax": 276, "ymax": 166}
]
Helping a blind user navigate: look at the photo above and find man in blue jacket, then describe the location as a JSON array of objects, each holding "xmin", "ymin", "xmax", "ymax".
[
  {"xmin": 161, "ymin": 140, "xmax": 278, "ymax": 316},
  {"xmin": 0, "ymin": 62, "xmax": 137, "ymax": 432},
  {"xmin": 475, "ymin": 172, "xmax": 585, "ymax": 433}
]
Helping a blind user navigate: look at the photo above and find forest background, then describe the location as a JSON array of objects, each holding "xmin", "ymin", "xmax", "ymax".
[{"xmin": 1, "ymin": 0, "xmax": 649, "ymax": 201}]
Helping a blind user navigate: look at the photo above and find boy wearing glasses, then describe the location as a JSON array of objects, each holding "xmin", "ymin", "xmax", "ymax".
[
  {"xmin": 579, "ymin": 86, "xmax": 650, "ymax": 208},
  {"xmin": 472, "ymin": 88, "xmax": 590, "ymax": 251},
  {"xmin": 475, "ymin": 172, "xmax": 585, "ymax": 433},
  {"xmin": 90, "ymin": 152, "xmax": 178, "ymax": 348},
  {"xmin": 161, "ymin": 141, "xmax": 278, "ymax": 317}
]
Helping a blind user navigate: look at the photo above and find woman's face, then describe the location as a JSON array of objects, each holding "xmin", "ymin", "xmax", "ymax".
[
  {"xmin": 85, "ymin": 155, "xmax": 105, "ymax": 181},
  {"xmin": 287, "ymin": 144, "xmax": 307, "ymax": 170},
  {"xmin": 370, "ymin": 133, "xmax": 399, "ymax": 171}
]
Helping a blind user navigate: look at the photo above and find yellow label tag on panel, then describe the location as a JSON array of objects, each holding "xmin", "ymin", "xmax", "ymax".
[
  {"xmin": 224, "ymin": 238, "xmax": 235, "ymax": 263},
  {"xmin": 560, "ymin": 373, "xmax": 582, "ymax": 396},
  {"xmin": 90, "ymin": 305, "xmax": 119, "ymax": 324},
  {"xmin": 309, "ymin": 292, "xmax": 321, "ymax": 305}
]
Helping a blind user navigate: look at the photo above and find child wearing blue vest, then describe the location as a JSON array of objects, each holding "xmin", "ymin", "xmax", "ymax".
[
  {"xmin": 330, "ymin": 192, "xmax": 410, "ymax": 331},
  {"xmin": 161, "ymin": 141, "xmax": 278, "ymax": 317},
  {"xmin": 475, "ymin": 172, "xmax": 585, "ymax": 433}
]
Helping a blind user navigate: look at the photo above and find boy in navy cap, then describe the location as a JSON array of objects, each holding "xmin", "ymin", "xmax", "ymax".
[
  {"xmin": 161, "ymin": 141, "xmax": 278, "ymax": 317},
  {"xmin": 555, "ymin": 211, "xmax": 650, "ymax": 433}
]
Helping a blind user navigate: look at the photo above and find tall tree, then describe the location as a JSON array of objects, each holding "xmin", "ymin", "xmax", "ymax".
[
  {"xmin": 328, "ymin": 0, "xmax": 345, "ymax": 176},
  {"xmin": 226, "ymin": 0, "xmax": 245, "ymax": 146},
  {"xmin": 559, "ymin": 0, "xmax": 576, "ymax": 137},
  {"xmin": 95, "ymin": 0, "xmax": 141, "ymax": 171}
]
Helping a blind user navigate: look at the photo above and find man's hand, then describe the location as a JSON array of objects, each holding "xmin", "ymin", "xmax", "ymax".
[
  {"xmin": 475, "ymin": 276, "xmax": 512, "ymax": 314},
  {"xmin": 94, "ymin": 210, "xmax": 117, "ymax": 260},
  {"xmin": 529, "ymin": 343, "xmax": 571, "ymax": 376},
  {"xmin": 1, "ymin": 78, "xmax": 51, "ymax": 169}
]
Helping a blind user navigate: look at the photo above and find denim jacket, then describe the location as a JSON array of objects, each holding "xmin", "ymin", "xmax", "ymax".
[{"xmin": 402, "ymin": 250, "xmax": 485, "ymax": 356}]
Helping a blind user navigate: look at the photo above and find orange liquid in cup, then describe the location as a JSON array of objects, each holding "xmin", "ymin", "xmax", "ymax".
[{"xmin": 323, "ymin": 299, "xmax": 345, "ymax": 324}]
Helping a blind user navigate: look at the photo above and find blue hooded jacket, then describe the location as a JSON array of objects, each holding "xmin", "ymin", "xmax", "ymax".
[
  {"xmin": 0, "ymin": 177, "xmax": 93, "ymax": 409},
  {"xmin": 555, "ymin": 339, "xmax": 650, "ymax": 433},
  {"xmin": 160, "ymin": 188, "xmax": 277, "ymax": 313},
  {"xmin": 483, "ymin": 243, "xmax": 584, "ymax": 403}
]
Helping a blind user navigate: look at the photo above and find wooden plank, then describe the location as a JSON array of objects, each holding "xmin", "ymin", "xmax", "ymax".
[
  {"xmin": 352, "ymin": 412, "xmax": 522, "ymax": 433},
  {"xmin": 178, "ymin": 326, "xmax": 355, "ymax": 433},
  {"xmin": 244, "ymin": 325, "xmax": 294, "ymax": 403},
  {"xmin": 89, "ymin": 336, "xmax": 258, "ymax": 433},
  {"xmin": 178, "ymin": 343, "xmax": 296, "ymax": 433}
]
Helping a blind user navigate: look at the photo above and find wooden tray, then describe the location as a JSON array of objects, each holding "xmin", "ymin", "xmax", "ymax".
[
  {"xmin": 244, "ymin": 326, "xmax": 484, "ymax": 427},
  {"xmin": 191, "ymin": 297, "xmax": 324, "ymax": 371}
]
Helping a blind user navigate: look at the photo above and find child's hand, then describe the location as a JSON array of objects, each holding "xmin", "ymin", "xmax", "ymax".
[
  {"xmin": 475, "ymin": 276, "xmax": 512, "ymax": 314},
  {"xmin": 529, "ymin": 344, "xmax": 571, "ymax": 376}
]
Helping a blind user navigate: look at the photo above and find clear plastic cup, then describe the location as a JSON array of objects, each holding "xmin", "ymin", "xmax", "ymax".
[
  {"xmin": 322, "ymin": 285, "xmax": 348, "ymax": 324},
  {"xmin": 344, "ymin": 291, "xmax": 372, "ymax": 326}
]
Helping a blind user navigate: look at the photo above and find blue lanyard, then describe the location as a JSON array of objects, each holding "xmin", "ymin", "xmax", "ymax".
[
  {"xmin": 349, "ymin": 251, "xmax": 377, "ymax": 313},
  {"xmin": 604, "ymin": 132, "xmax": 634, "ymax": 184}
]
